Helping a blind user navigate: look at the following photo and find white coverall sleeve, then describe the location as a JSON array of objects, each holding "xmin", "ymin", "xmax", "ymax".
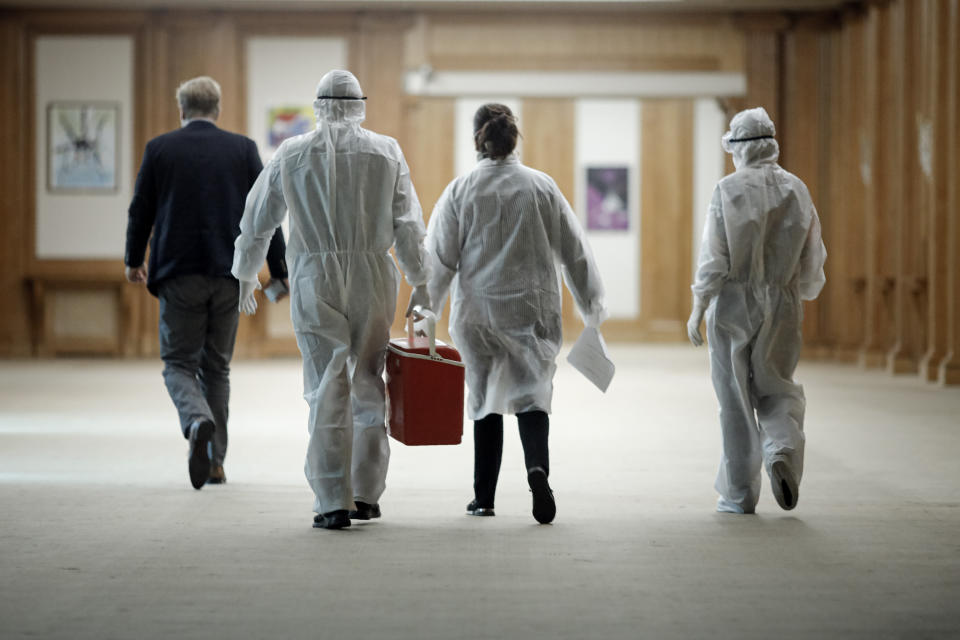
[
  {"xmin": 555, "ymin": 185, "xmax": 607, "ymax": 328},
  {"xmin": 424, "ymin": 183, "xmax": 460, "ymax": 320},
  {"xmin": 691, "ymin": 186, "xmax": 730, "ymax": 307},
  {"xmin": 391, "ymin": 148, "xmax": 429, "ymax": 287},
  {"xmin": 797, "ymin": 206, "xmax": 827, "ymax": 301},
  {"xmin": 233, "ymin": 156, "xmax": 287, "ymax": 282}
]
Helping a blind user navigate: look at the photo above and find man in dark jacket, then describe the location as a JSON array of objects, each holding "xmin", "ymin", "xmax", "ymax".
[{"xmin": 124, "ymin": 76, "xmax": 287, "ymax": 490}]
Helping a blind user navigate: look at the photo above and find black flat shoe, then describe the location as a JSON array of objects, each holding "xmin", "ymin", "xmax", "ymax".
[
  {"xmin": 349, "ymin": 501, "xmax": 381, "ymax": 520},
  {"xmin": 187, "ymin": 419, "xmax": 214, "ymax": 490},
  {"xmin": 207, "ymin": 465, "xmax": 226, "ymax": 485},
  {"xmin": 466, "ymin": 499, "xmax": 495, "ymax": 517},
  {"xmin": 527, "ymin": 466, "xmax": 556, "ymax": 524},
  {"xmin": 313, "ymin": 510, "xmax": 351, "ymax": 529},
  {"xmin": 770, "ymin": 460, "xmax": 799, "ymax": 511}
]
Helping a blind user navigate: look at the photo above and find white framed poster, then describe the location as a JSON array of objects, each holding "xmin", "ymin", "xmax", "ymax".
[{"xmin": 47, "ymin": 101, "xmax": 119, "ymax": 192}]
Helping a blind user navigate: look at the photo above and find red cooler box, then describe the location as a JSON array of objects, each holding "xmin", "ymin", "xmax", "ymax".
[{"xmin": 386, "ymin": 312, "xmax": 465, "ymax": 445}]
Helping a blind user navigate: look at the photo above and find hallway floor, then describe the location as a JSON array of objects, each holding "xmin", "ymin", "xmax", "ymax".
[{"xmin": 1, "ymin": 345, "xmax": 958, "ymax": 639}]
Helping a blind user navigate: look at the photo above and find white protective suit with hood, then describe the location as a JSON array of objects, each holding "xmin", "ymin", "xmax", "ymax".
[
  {"xmin": 690, "ymin": 107, "xmax": 826, "ymax": 514},
  {"xmin": 426, "ymin": 154, "xmax": 606, "ymax": 420},
  {"xmin": 232, "ymin": 70, "xmax": 429, "ymax": 515}
]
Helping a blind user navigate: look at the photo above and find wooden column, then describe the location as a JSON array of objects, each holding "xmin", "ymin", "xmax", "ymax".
[
  {"xmin": 356, "ymin": 14, "xmax": 417, "ymax": 336},
  {"xmin": 522, "ymin": 99, "xmax": 579, "ymax": 337},
  {"xmin": 0, "ymin": 13, "xmax": 32, "ymax": 356},
  {"xmin": 396, "ymin": 97, "xmax": 455, "ymax": 336},
  {"xmin": 887, "ymin": 0, "xmax": 928, "ymax": 374},
  {"xmin": 356, "ymin": 14, "xmax": 411, "ymax": 142},
  {"xmin": 782, "ymin": 20, "xmax": 829, "ymax": 354},
  {"xmin": 920, "ymin": 0, "xmax": 953, "ymax": 381},
  {"xmin": 640, "ymin": 99, "xmax": 694, "ymax": 339},
  {"xmin": 819, "ymin": 26, "xmax": 845, "ymax": 359},
  {"xmin": 860, "ymin": 2, "xmax": 902, "ymax": 367},
  {"xmin": 741, "ymin": 14, "xmax": 786, "ymax": 127},
  {"xmin": 837, "ymin": 11, "xmax": 869, "ymax": 363},
  {"xmin": 940, "ymin": 0, "xmax": 960, "ymax": 385}
]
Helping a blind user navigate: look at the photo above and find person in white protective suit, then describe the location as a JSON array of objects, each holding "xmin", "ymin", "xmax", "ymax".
[
  {"xmin": 426, "ymin": 103, "xmax": 606, "ymax": 524},
  {"xmin": 687, "ymin": 106, "xmax": 826, "ymax": 515},
  {"xmin": 232, "ymin": 70, "xmax": 431, "ymax": 530}
]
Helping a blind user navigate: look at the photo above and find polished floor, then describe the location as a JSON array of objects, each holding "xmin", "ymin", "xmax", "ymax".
[{"xmin": 1, "ymin": 345, "xmax": 958, "ymax": 639}]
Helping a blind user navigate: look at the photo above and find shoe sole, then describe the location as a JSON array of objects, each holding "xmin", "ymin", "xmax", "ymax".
[
  {"xmin": 348, "ymin": 509, "xmax": 381, "ymax": 520},
  {"xmin": 467, "ymin": 509, "xmax": 495, "ymax": 517},
  {"xmin": 188, "ymin": 422, "xmax": 214, "ymax": 490},
  {"xmin": 313, "ymin": 514, "xmax": 351, "ymax": 529},
  {"xmin": 528, "ymin": 468, "xmax": 556, "ymax": 524},
  {"xmin": 770, "ymin": 460, "xmax": 798, "ymax": 511}
]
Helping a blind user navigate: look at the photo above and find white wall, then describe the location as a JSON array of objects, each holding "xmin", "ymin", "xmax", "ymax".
[
  {"xmin": 692, "ymin": 98, "xmax": 727, "ymax": 275},
  {"xmin": 575, "ymin": 99, "xmax": 641, "ymax": 319},
  {"xmin": 454, "ymin": 97, "xmax": 522, "ymax": 177},
  {"xmin": 245, "ymin": 37, "xmax": 347, "ymax": 165},
  {"xmin": 35, "ymin": 36, "xmax": 133, "ymax": 259}
]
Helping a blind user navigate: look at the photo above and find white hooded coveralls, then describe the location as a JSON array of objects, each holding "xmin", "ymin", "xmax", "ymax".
[
  {"xmin": 693, "ymin": 107, "xmax": 826, "ymax": 513},
  {"xmin": 232, "ymin": 71, "xmax": 429, "ymax": 514},
  {"xmin": 426, "ymin": 155, "xmax": 605, "ymax": 420}
]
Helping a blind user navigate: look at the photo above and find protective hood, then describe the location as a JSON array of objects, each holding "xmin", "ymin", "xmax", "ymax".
[
  {"xmin": 722, "ymin": 107, "xmax": 780, "ymax": 169},
  {"xmin": 313, "ymin": 69, "xmax": 366, "ymax": 125}
]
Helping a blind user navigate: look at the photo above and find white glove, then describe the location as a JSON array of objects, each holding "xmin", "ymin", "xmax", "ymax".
[
  {"xmin": 687, "ymin": 300, "xmax": 706, "ymax": 347},
  {"xmin": 239, "ymin": 278, "xmax": 261, "ymax": 315},
  {"xmin": 406, "ymin": 284, "xmax": 431, "ymax": 318}
]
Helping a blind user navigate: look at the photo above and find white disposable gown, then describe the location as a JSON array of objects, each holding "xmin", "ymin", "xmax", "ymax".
[
  {"xmin": 692, "ymin": 107, "xmax": 826, "ymax": 514},
  {"xmin": 232, "ymin": 70, "xmax": 429, "ymax": 515},
  {"xmin": 426, "ymin": 155, "xmax": 606, "ymax": 420}
]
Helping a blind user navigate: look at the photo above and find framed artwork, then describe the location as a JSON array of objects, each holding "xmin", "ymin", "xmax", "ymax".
[
  {"xmin": 267, "ymin": 105, "xmax": 315, "ymax": 149},
  {"xmin": 586, "ymin": 166, "xmax": 629, "ymax": 232},
  {"xmin": 47, "ymin": 102, "xmax": 119, "ymax": 192}
]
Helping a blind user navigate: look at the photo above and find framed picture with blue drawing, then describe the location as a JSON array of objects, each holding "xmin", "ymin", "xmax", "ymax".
[{"xmin": 47, "ymin": 101, "xmax": 119, "ymax": 193}]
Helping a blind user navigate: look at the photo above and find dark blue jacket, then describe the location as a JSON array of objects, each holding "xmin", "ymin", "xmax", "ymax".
[{"xmin": 124, "ymin": 120, "xmax": 287, "ymax": 296}]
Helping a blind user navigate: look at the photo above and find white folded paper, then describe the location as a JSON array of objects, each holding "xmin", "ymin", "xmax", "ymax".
[{"xmin": 566, "ymin": 327, "xmax": 615, "ymax": 392}]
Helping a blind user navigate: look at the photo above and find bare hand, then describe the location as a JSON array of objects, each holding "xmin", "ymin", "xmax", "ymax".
[{"xmin": 125, "ymin": 265, "xmax": 147, "ymax": 284}]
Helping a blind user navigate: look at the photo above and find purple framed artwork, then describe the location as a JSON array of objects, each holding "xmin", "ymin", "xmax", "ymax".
[{"xmin": 586, "ymin": 166, "xmax": 629, "ymax": 232}]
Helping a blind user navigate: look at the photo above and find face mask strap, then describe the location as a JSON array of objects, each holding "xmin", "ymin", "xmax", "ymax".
[
  {"xmin": 315, "ymin": 96, "xmax": 367, "ymax": 100},
  {"xmin": 727, "ymin": 135, "xmax": 774, "ymax": 143}
]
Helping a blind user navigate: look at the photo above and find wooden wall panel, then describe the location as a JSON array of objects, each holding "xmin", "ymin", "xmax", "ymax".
[
  {"xmin": 942, "ymin": 0, "xmax": 960, "ymax": 385},
  {"xmin": 0, "ymin": 14, "xmax": 31, "ymax": 357},
  {"xmin": 356, "ymin": 15, "xmax": 410, "ymax": 141},
  {"xmin": 860, "ymin": 2, "xmax": 901, "ymax": 367},
  {"xmin": 395, "ymin": 97, "xmax": 455, "ymax": 337},
  {"xmin": 782, "ymin": 26, "xmax": 825, "ymax": 352},
  {"xmin": 819, "ymin": 27, "xmax": 844, "ymax": 359},
  {"xmin": 417, "ymin": 13, "xmax": 745, "ymax": 72},
  {"xmin": 744, "ymin": 29, "xmax": 781, "ymax": 127},
  {"xmin": 888, "ymin": 0, "xmax": 927, "ymax": 374},
  {"xmin": 920, "ymin": 0, "xmax": 952, "ymax": 380},
  {"xmin": 640, "ymin": 99, "xmax": 694, "ymax": 338},
  {"xmin": 840, "ymin": 13, "xmax": 869, "ymax": 363},
  {"xmin": 3, "ymin": 2, "xmax": 958, "ymax": 389},
  {"xmin": 521, "ymin": 99, "xmax": 579, "ymax": 336}
]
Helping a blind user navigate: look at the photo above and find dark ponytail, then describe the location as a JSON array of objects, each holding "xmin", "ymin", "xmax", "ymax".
[{"xmin": 474, "ymin": 103, "xmax": 519, "ymax": 160}]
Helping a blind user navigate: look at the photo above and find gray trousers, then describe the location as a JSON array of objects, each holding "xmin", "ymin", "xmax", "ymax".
[{"xmin": 158, "ymin": 275, "xmax": 239, "ymax": 466}]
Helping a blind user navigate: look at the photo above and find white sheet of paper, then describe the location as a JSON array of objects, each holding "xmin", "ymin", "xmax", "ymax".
[{"xmin": 566, "ymin": 327, "xmax": 615, "ymax": 392}]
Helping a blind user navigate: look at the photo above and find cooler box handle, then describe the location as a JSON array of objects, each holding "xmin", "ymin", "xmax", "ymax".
[{"xmin": 408, "ymin": 306, "xmax": 438, "ymax": 358}]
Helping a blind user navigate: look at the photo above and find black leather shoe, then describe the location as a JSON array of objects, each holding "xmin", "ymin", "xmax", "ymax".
[
  {"xmin": 466, "ymin": 499, "xmax": 495, "ymax": 517},
  {"xmin": 770, "ymin": 459, "xmax": 799, "ymax": 511},
  {"xmin": 313, "ymin": 510, "xmax": 351, "ymax": 529},
  {"xmin": 207, "ymin": 465, "xmax": 226, "ymax": 485},
  {"xmin": 527, "ymin": 466, "xmax": 556, "ymax": 524},
  {"xmin": 187, "ymin": 419, "xmax": 214, "ymax": 490},
  {"xmin": 349, "ymin": 501, "xmax": 381, "ymax": 520}
]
